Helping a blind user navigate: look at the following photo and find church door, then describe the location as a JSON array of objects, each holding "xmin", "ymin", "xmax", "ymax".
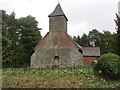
[{"xmin": 53, "ymin": 56, "xmax": 59, "ymax": 68}]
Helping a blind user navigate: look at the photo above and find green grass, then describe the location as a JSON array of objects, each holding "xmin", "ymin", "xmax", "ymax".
[{"xmin": 2, "ymin": 67, "xmax": 120, "ymax": 88}]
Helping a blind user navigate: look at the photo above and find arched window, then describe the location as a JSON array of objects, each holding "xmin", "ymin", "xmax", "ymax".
[{"xmin": 53, "ymin": 56, "xmax": 59, "ymax": 68}]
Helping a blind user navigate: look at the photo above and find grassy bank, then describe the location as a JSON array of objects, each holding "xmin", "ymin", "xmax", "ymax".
[{"xmin": 2, "ymin": 67, "xmax": 120, "ymax": 88}]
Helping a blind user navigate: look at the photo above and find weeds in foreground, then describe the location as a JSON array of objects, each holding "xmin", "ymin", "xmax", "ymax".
[{"xmin": 2, "ymin": 68, "xmax": 120, "ymax": 88}]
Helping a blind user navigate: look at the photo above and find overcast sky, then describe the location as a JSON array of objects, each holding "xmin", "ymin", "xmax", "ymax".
[{"xmin": 0, "ymin": 0, "xmax": 119, "ymax": 36}]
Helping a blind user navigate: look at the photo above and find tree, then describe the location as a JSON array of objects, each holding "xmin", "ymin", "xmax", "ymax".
[
  {"xmin": 2, "ymin": 10, "xmax": 42, "ymax": 68},
  {"xmin": 88, "ymin": 29, "xmax": 116, "ymax": 55},
  {"xmin": 103, "ymin": 31, "xmax": 117, "ymax": 54},
  {"xmin": 73, "ymin": 35, "xmax": 81, "ymax": 45},
  {"xmin": 73, "ymin": 29, "xmax": 116, "ymax": 55},
  {"xmin": 114, "ymin": 14, "xmax": 120, "ymax": 56},
  {"xmin": 2, "ymin": 10, "xmax": 20, "ymax": 67},
  {"xmin": 18, "ymin": 15, "xmax": 42, "ymax": 65},
  {"xmin": 80, "ymin": 33, "xmax": 90, "ymax": 46}
]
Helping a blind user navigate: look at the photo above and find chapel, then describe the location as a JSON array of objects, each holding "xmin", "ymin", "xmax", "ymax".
[{"xmin": 31, "ymin": 3, "xmax": 83, "ymax": 68}]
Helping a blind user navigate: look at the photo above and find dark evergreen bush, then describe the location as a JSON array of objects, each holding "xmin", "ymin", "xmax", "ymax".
[{"xmin": 95, "ymin": 53, "xmax": 120, "ymax": 79}]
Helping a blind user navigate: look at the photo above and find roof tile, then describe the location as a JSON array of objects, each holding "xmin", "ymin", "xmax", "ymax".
[{"xmin": 82, "ymin": 47, "xmax": 100, "ymax": 56}]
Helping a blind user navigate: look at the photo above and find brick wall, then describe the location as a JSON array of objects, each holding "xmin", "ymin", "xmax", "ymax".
[{"xmin": 83, "ymin": 56, "xmax": 98, "ymax": 66}]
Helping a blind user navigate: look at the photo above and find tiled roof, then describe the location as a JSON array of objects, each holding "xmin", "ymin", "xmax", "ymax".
[
  {"xmin": 81, "ymin": 47, "xmax": 100, "ymax": 56},
  {"xmin": 48, "ymin": 4, "xmax": 68, "ymax": 21},
  {"xmin": 35, "ymin": 31, "xmax": 81, "ymax": 49}
]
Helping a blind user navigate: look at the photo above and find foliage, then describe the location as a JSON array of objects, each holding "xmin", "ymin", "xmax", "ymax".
[
  {"xmin": 96, "ymin": 53, "xmax": 120, "ymax": 79},
  {"xmin": 73, "ymin": 29, "xmax": 117, "ymax": 55},
  {"xmin": 18, "ymin": 15, "xmax": 42, "ymax": 65},
  {"xmin": 2, "ymin": 10, "xmax": 21, "ymax": 68},
  {"xmin": 73, "ymin": 33, "xmax": 91, "ymax": 47},
  {"xmin": 2, "ymin": 67, "xmax": 120, "ymax": 88},
  {"xmin": 114, "ymin": 14, "xmax": 120, "ymax": 56},
  {"xmin": 2, "ymin": 10, "xmax": 42, "ymax": 68}
]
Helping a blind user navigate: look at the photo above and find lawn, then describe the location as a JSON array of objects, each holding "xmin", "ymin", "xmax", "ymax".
[{"xmin": 2, "ymin": 67, "xmax": 120, "ymax": 88}]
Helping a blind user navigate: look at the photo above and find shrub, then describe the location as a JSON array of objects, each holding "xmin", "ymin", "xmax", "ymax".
[
  {"xmin": 91, "ymin": 60, "xmax": 99, "ymax": 73},
  {"xmin": 95, "ymin": 53, "xmax": 120, "ymax": 79}
]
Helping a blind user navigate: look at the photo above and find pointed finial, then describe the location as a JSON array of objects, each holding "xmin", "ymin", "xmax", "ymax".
[{"xmin": 58, "ymin": 1, "xmax": 60, "ymax": 4}]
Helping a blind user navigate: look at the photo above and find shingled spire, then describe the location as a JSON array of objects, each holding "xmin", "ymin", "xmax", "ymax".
[
  {"xmin": 48, "ymin": 3, "xmax": 68, "ymax": 21},
  {"xmin": 48, "ymin": 3, "xmax": 68, "ymax": 33}
]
